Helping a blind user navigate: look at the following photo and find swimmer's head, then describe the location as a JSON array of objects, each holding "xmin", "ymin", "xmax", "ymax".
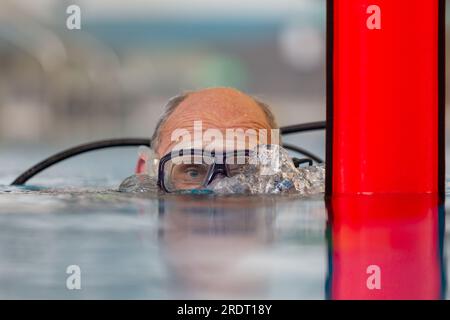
[{"xmin": 136, "ymin": 87, "xmax": 280, "ymax": 178}]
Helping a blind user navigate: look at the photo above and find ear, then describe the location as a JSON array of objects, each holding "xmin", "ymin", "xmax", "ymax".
[
  {"xmin": 135, "ymin": 146, "xmax": 159, "ymax": 176},
  {"xmin": 135, "ymin": 155, "xmax": 148, "ymax": 174},
  {"xmin": 135, "ymin": 146, "xmax": 151, "ymax": 174}
]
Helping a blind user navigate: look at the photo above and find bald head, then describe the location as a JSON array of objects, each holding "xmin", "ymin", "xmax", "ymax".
[{"xmin": 151, "ymin": 87, "xmax": 278, "ymax": 157}]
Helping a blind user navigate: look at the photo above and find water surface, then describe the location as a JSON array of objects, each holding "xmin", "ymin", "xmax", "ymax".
[{"xmin": 0, "ymin": 147, "xmax": 448, "ymax": 299}]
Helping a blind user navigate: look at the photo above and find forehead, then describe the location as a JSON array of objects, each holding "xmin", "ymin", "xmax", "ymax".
[
  {"xmin": 169, "ymin": 89, "xmax": 268, "ymax": 125},
  {"xmin": 157, "ymin": 89, "xmax": 273, "ymax": 155}
]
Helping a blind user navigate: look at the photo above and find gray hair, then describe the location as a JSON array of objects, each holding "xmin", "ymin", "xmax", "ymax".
[{"xmin": 150, "ymin": 91, "xmax": 279, "ymax": 151}]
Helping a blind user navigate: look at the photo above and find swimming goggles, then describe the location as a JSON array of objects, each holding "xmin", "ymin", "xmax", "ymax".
[{"xmin": 157, "ymin": 149, "xmax": 255, "ymax": 193}]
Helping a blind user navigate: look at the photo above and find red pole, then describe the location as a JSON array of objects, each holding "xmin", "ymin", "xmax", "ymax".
[{"xmin": 326, "ymin": 0, "xmax": 445, "ymax": 198}]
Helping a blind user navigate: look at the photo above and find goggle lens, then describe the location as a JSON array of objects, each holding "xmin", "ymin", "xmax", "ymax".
[{"xmin": 161, "ymin": 152, "xmax": 254, "ymax": 192}]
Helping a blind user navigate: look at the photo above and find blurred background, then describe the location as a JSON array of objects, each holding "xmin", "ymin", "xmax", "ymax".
[{"xmin": 0, "ymin": 0, "xmax": 449, "ymax": 185}]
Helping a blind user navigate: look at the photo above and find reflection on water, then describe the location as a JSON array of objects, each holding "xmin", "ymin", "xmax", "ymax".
[
  {"xmin": 140, "ymin": 194, "xmax": 327, "ymax": 299},
  {"xmin": 0, "ymin": 189, "xmax": 327, "ymax": 299},
  {"xmin": 0, "ymin": 184, "xmax": 447, "ymax": 299},
  {"xmin": 159, "ymin": 196, "xmax": 277, "ymax": 298},
  {"xmin": 327, "ymin": 194, "xmax": 446, "ymax": 300}
]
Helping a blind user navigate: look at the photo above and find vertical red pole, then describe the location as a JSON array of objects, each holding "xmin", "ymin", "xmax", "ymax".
[{"xmin": 326, "ymin": 0, "xmax": 445, "ymax": 198}]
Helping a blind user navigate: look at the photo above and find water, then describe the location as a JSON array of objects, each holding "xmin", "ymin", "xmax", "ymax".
[{"xmin": 0, "ymin": 146, "xmax": 448, "ymax": 299}]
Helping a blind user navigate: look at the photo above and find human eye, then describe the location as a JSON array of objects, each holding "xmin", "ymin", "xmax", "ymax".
[
  {"xmin": 174, "ymin": 165, "xmax": 207, "ymax": 182},
  {"xmin": 185, "ymin": 167, "xmax": 200, "ymax": 178}
]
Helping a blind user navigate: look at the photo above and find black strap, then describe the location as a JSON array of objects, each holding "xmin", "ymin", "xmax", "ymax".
[{"xmin": 11, "ymin": 121, "xmax": 326, "ymax": 185}]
